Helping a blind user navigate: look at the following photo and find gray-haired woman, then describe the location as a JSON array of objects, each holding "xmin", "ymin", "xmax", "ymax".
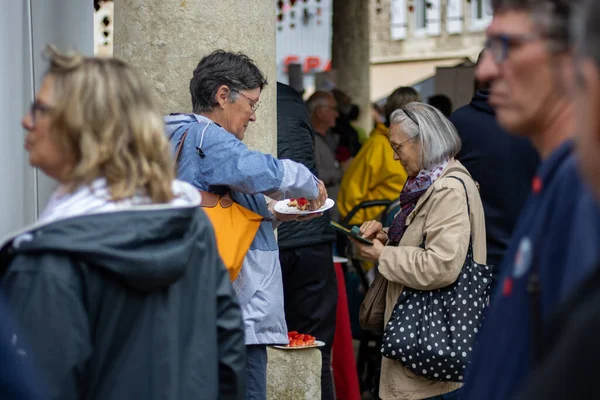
[{"xmin": 353, "ymin": 102, "xmax": 487, "ymax": 399}]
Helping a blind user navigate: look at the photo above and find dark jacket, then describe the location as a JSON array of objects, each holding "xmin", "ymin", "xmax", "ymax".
[
  {"xmin": 0, "ymin": 206, "xmax": 245, "ymax": 400},
  {"xmin": 462, "ymin": 141, "xmax": 600, "ymax": 400},
  {"xmin": 450, "ymin": 90, "xmax": 539, "ymax": 269},
  {"xmin": 0, "ymin": 298, "xmax": 43, "ymax": 400},
  {"xmin": 518, "ymin": 264, "xmax": 600, "ymax": 399},
  {"xmin": 276, "ymin": 82, "xmax": 335, "ymax": 249}
]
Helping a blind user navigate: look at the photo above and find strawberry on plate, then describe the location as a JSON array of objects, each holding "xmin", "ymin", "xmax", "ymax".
[
  {"xmin": 287, "ymin": 198, "xmax": 309, "ymax": 211},
  {"xmin": 287, "ymin": 331, "xmax": 319, "ymax": 347}
]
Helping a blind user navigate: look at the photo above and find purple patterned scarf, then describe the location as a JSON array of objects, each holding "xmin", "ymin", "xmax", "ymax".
[{"xmin": 388, "ymin": 160, "xmax": 449, "ymax": 244}]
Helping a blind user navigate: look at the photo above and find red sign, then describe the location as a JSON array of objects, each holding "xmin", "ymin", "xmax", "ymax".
[{"xmin": 283, "ymin": 55, "xmax": 332, "ymax": 73}]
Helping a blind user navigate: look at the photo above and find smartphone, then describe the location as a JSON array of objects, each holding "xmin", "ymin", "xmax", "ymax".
[{"xmin": 329, "ymin": 221, "xmax": 374, "ymax": 246}]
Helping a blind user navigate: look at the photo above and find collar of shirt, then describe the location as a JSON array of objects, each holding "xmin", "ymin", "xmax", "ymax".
[{"xmin": 536, "ymin": 140, "xmax": 574, "ymax": 189}]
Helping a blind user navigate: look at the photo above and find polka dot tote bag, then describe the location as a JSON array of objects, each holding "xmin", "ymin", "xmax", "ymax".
[{"xmin": 381, "ymin": 176, "xmax": 493, "ymax": 382}]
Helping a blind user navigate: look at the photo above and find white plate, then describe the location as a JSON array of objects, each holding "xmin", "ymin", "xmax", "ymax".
[
  {"xmin": 272, "ymin": 340, "xmax": 326, "ymax": 350},
  {"xmin": 333, "ymin": 256, "xmax": 349, "ymax": 263},
  {"xmin": 274, "ymin": 198, "xmax": 335, "ymax": 215}
]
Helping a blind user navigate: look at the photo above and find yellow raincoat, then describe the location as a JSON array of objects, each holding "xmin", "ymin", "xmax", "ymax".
[{"xmin": 337, "ymin": 123, "xmax": 407, "ymax": 225}]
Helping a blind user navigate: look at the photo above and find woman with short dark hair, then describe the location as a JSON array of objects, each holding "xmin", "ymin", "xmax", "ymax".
[{"xmin": 166, "ymin": 50, "xmax": 327, "ymax": 400}]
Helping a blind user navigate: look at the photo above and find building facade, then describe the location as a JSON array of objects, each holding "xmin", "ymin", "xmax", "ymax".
[
  {"xmin": 275, "ymin": 0, "xmax": 333, "ymax": 94},
  {"xmin": 94, "ymin": 1, "xmax": 114, "ymax": 56},
  {"xmin": 274, "ymin": 0, "xmax": 490, "ymax": 104},
  {"xmin": 370, "ymin": 0, "xmax": 490, "ymax": 102}
]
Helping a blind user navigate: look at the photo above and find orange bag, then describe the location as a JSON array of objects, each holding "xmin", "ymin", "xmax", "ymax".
[
  {"xmin": 199, "ymin": 191, "xmax": 262, "ymax": 281},
  {"xmin": 175, "ymin": 130, "xmax": 263, "ymax": 281}
]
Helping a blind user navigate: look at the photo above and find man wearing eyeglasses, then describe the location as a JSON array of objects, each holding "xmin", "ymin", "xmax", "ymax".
[
  {"xmin": 461, "ymin": 0, "xmax": 600, "ymax": 399},
  {"xmin": 516, "ymin": 3, "xmax": 600, "ymax": 397}
]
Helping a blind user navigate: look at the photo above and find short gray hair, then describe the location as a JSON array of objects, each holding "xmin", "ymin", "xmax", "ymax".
[
  {"xmin": 389, "ymin": 102, "xmax": 461, "ymax": 170},
  {"xmin": 190, "ymin": 50, "xmax": 268, "ymax": 113},
  {"xmin": 306, "ymin": 91, "xmax": 335, "ymax": 118},
  {"xmin": 492, "ymin": 0, "xmax": 579, "ymax": 53},
  {"xmin": 572, "ymin": 0, "xmax": 600, "ymax": 66}
]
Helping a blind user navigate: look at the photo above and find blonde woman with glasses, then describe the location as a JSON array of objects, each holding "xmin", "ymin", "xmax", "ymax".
[{"xmin": 0, "ymin": 46, "xmax": 245, "ymax": 400}]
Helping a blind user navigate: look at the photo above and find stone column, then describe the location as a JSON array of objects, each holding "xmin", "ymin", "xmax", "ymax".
[
  {"xmin": 267, "ymin": 347, "xmax": 322, "ymax": 400},
  {"xmin": 332, "ymin": 0, "xmax": 371, "ymax": 134},
  {"xmin": 113, "ymin": 0, "xmax": 276, "ymax": 154}
]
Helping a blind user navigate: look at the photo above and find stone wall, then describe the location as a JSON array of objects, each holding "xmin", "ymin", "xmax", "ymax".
[
  {"xmin": 332, "ymin": 0, "xmax": 372, "ymax": 135},
  {"xmin": 113, "ymin": 0, "xmax": 276, "ymax": 154}
]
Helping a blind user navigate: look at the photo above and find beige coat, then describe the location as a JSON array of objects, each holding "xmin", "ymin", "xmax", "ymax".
[{"xmin": 378, "ymin": 159, "xmax": 486, "ymax": 400}]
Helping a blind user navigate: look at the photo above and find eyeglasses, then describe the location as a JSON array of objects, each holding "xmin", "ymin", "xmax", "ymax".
[
  {"xmin": 484, "ymin": 33, "xmax": 544, "ymax": 64},
  {"xmin": 29, "ymin": 100, "xmax": 54, "ymax": 126},
  {"xmin": 231, "ymin": 89, "xmax": 260, "ymax": 113},
  {"xmin": 390, "ymin": 134, "xmax": 419, "ymax": 156}
]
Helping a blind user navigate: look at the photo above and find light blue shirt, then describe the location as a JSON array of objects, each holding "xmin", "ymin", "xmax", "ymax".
[{"xmin": 164, "ymin": 113, "xmax": 319, "ymax": 344}]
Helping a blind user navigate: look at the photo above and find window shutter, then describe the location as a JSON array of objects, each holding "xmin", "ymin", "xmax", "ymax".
[
  {"xmin": 390, "ymin": 0, "xmax": 407, "ymax": 40},
  {"xmin": 471, "ymin": 0, "xmax": 493, "ymax": 31},
  {"xmin": 426, "ymin": 0, "xmax": 441, "ymax": 36},
  {"xmin": 446, "ymin": 0, "xmax": 463, "ymax": 34}
]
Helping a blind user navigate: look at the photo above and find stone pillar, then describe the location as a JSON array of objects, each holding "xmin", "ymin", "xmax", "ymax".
[
  {"xmin": 113, "ymin": 3, "xmax": 323, "ymax": 398},
  {"xmin": 266, "ymin": 347, "xmax": 322, "ymax": 400},
  {"xmin": 113, "ymin": 0, "xmax": 276, "ymax": 154},
  {"xmin": 331, "ymin": 0, "xmax": 371, "ymax": 134}
]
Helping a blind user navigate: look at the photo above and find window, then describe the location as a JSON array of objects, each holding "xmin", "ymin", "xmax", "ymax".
[
  {"xmin": 426, "ymin": 0, "xmax": 441, "ymax": 36},
  {"xmin": 413, "ymin": 0, "xmax": 441, "ymax": 37},
  {"xmin": 471, "ymin": 0, "xmax": 492, "ymax": 31},
  {"xmin": 446, "ymin": 0, "xmax": 463, "ymax": 34},
  {"xmin": 416, "ymin": 0, "xmax": 427, "ymax": 31},
  {"xmin": 390, "ymin": 0, "xmax": 407, "ymax": 40}
]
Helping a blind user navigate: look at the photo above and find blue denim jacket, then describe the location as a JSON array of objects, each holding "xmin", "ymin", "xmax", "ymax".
[{"xmin": 164, "ymin": 113, "xmax": 319, "ymax": 344}]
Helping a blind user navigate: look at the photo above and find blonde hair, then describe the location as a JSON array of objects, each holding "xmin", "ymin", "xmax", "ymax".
[
  {"xmin": 45, "ymin": 45, "xmax": 175, "ymax": 203},
  {"xmin": 385, "ymin": 87, "xmax": 421, "ymax": 123}
]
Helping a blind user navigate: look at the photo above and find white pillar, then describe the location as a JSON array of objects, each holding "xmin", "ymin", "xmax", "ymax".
[{"xmin": 0, "ymin": 0, "xmax": 93, "ymax": 239}]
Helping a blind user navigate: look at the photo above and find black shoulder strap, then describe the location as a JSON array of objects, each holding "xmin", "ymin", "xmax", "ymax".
[{"xmin": 174, "ymin": 129, "xmax": 189, "ymax": 169}]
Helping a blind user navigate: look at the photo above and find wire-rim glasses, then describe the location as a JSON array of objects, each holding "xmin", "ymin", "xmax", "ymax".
[{"xmin": 231, "ymin": 89, "xmax": 260, "ymax": 113}]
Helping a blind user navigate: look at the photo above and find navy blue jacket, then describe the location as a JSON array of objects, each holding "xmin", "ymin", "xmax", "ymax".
[
  {"xmin": 461, "ymin": 141, "xmax": 600, "ymax": 400},
  {"xmin": 450, "ymin": 90, "xmax": 539, "ymax": 269},
  {"xmin": 1, "ymin": 207, "xmax": 245, "ymax": 400},
  {"xmin": 518, "ymin": 264, "xmax": 600, "ymax": 399},
  {"xmin": 0, "ymin": 298, "xmax": 42, "ymax": 400}
]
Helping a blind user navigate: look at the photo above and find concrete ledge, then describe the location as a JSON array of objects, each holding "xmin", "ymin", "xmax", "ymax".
[{"xmin": 267, "ymin": 347, "xmax": 322, "ymax": 400}]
